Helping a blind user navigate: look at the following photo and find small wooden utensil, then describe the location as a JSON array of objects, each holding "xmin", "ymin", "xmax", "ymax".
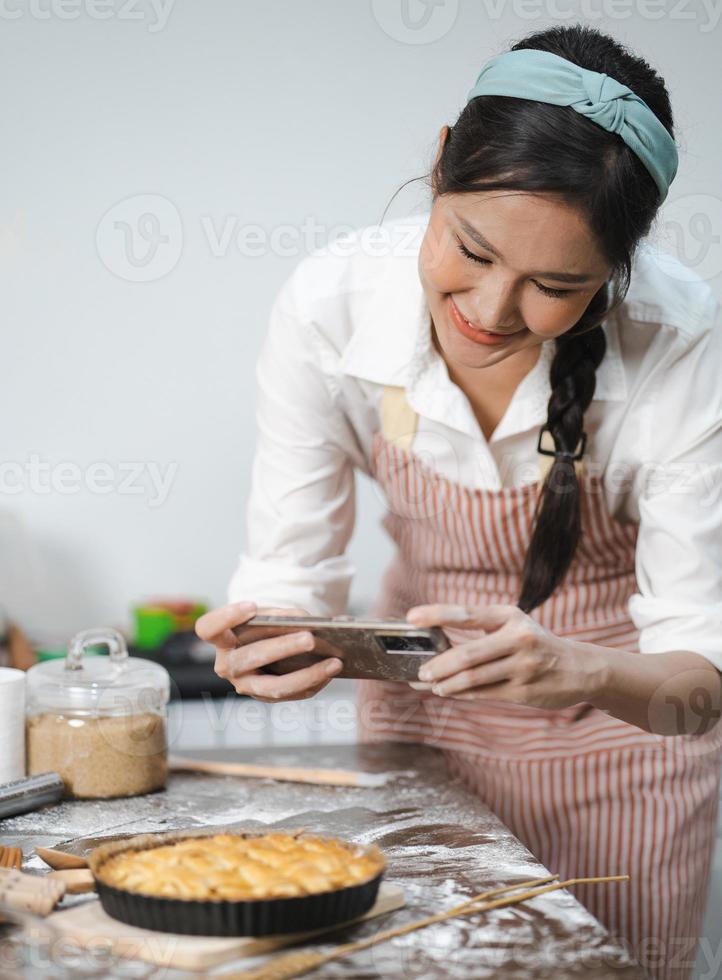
[
  {"xmin": 220, "ymin": 873, "xmax": 630, "ymax": 980},
  {"xmin": 47, "ymin": 869, "xmax": 95, "ymax": 894},
  {"xmin": 169, "ymin": 755, "xmax": 389, "ymax": 788},
  {"xmin": 0, "ymin": 846, "xmax": 22, "ymax": 870},
  {"xmin": 0, "ymin": 866, "xmax": 66, "ymax": 917},
  {"xmin": 35, "ymin": 847, "xmax": 88, "ymax": 870}
]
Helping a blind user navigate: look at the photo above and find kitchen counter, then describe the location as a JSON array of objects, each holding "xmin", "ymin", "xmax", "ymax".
[{"xmin": 0, "ymin": 742, "xmax": 644, "ymax": 978}]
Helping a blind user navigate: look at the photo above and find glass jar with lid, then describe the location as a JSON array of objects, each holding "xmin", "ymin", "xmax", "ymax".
[{"xmin": 25, "ymin": 628, "xmax": 170, "ymax": 799}]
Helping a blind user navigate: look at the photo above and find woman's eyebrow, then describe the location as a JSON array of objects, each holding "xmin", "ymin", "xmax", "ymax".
[{"xmin": 456, "ymin": 216, "xmax": 595, "ymax": 284}]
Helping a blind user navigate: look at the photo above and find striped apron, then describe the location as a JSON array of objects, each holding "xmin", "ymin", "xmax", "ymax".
[{"xmin": 357, "ymin": 387, "xmax": 722, "ymax": 980}]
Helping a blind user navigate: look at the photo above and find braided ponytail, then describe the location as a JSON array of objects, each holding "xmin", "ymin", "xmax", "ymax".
[
  {"xmin": 384, "ymin": 24, "xmax": 674, "ymax": 612},
  {"xmin": 518, "ymin": 286, "xmax": 609, "ymax": 612}
]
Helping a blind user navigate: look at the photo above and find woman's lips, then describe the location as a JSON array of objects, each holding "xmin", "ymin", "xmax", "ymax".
[{"xmin": 448, "ymin": 296, "xmax": 518, "ymax": 346}]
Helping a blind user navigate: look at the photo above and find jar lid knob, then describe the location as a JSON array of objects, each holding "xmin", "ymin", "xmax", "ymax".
[{"xmin": 66, "ymin": 628, "xmax": 128, "ymax": 672}]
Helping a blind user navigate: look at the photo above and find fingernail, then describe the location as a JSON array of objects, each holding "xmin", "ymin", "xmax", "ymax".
[
  {"xmin": 324, "ymin": 658, "xmax": 342, "ymax": 675},
  {"xmin": 237, "ymin": 600, "xmax": 256, "ymax": 611},
  {"xmin": 418, "ymin": 668, "xmax": 432, "ymax": 682},
  {"xmin": 432, "ymin": 684, "xmax": 445, "ymax": 696}
]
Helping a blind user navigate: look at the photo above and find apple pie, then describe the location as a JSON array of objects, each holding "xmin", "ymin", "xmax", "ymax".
[
  {"xmin": 96, "ymin": 831, "xmax": 384, "ymax": 901},
  {"xmin": 91, "ymin": 828, "xmax": 386, "ymax": 936}
]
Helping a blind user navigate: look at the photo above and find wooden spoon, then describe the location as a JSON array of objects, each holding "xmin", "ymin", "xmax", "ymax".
[
  {"xmin": 47, "ymin": 869, "xmax": 95, "ymax": 894},
  {"xmin": 35, "ymin": 847, "xmax": 88, "ymax": 870}
]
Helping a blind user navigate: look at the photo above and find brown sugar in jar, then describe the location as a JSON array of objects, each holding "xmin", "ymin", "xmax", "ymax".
[
  {"xmin": 25, "ymin": 628, "xmax": 170, "ymax": 800},
  {"xmin": 27, "ymin": 710, "xmax": 168, "ymax": 799}
]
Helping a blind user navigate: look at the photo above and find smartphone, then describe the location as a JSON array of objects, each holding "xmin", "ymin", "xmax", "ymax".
[{"xmin": 231, "ymin": 614, "xmax": 450, "ymax": 682}]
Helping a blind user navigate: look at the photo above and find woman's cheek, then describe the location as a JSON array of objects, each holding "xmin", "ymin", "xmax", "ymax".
[
  {"xmin": 523, "ymin": 296, "xmax": 589, "ymax": 340},
  {"xmin": 419, "ymin": 250, "xmax": 452, "ymax": 291},
  {"xmin": 419, "ymin": 222, "xmax": 468, "ymax": 285}
]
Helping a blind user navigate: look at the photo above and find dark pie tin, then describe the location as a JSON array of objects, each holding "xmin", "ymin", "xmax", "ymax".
[{"xmin": 90, "ymin": 827, "xmax": 385, "ymax": 937}]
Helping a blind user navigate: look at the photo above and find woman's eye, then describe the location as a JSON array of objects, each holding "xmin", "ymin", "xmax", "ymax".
[
  {"xmin": 534, "ymin": 282, "xmax": 571, "ymax": 299},
  {"xmin": 455, "ymin": 238, "xmax": 489, "ymax": 266},
  {"xmin": 454, "ymin": 237, "xmax": 572, "ymax": 300}
]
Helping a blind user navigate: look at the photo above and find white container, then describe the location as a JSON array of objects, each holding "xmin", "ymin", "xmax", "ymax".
[{"xmin": 0, "ymin": 667, "xmax": 26, "ymax": 783}]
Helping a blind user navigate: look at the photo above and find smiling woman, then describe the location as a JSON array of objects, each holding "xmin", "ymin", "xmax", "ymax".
[
  {"xmin": 410, "ymin": 28, "xmax": 676, "ymax": 613},
  {"xmin": 198, "ymin": 22, "xmax": 722, "ymax": 980}
]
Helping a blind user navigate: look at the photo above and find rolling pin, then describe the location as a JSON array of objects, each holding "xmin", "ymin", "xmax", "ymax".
[
  {"xmin": 169, "ymin": 756, "xmax": 389, "ymax": 787},
  {"xmin": 0, "ymin": 773, "xmax": 64, "ymax": 819}
]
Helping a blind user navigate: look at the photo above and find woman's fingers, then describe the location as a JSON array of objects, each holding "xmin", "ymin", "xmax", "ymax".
[
  {"xmin": 197, "ymin": 601, "xmax": 341, "ymax": 702},
  {"xmin": 450, "ymin": 680, "xmax": 514, "ymax": 701},
  {"xmin": 196, "ymin": 602, "xmax": 311, "ymax": 651},
  {"xmin": 226, "ymin": 629, "xmax": 317, "ymax": 675},
  {"xmin": 430, "ymin": 650, "xmax": 518, "ymax": 696},
  {"xmin": 417, "ymin": 628, "xmax": 513, "ymax": 684},
  {"xmin": 235, "ymin": 658, "xmax": 343, "ymax": 701},
  {"xmin": 256, "ymin": 607, "xmax": 310, "ymax": 617},
  {"xmin": 195, "ymin": 601, "xmax": 258, "ymax": 650},
  {"xmin": 406, "ymin": 602, "xmax": 517, "ymax": 631}
]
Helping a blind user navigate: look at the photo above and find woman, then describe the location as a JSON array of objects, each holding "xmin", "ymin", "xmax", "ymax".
[{"xmin": 196, "ymin": 25, "xmax": 722, "ymax": 980}]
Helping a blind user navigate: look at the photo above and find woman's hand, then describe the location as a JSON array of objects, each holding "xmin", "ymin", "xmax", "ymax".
[
  {"xmin": 405, "ymin": 603, "xmax": 609, "ymax": 709},
  {"xmin": 195, "ymin": 601, "xmax": 342, "ymax": 702}
]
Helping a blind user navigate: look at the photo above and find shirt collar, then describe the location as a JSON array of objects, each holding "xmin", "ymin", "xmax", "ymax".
[{"xmin": 339, "ymin": 213, "xmax": 627, "ymax": 441}]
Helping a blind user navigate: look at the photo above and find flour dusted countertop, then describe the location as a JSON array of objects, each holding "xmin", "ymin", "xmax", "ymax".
[{"xmin": 0, "ymin": 742, "xmax": 644, "ymax": 978}]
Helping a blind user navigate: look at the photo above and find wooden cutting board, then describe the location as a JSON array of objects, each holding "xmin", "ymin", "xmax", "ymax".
[{"xmin": 48, "ymin": 883, "xmax": 405, "ymax": 971}]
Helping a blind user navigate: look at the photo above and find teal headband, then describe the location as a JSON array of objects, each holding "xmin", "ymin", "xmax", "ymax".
[{"xmin": 467, "ymin": 48, "xmax": 678, "ymax": 204}]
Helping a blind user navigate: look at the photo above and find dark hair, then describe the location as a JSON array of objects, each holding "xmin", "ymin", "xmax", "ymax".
[{"xmin": 382, "ymin": 24, "xmax": 674, "ymax": 613}]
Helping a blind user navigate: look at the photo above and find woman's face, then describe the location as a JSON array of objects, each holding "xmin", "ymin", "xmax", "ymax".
[{"xmin": 418, "ymin": 176, "xmax": 612, "ymax": 373}]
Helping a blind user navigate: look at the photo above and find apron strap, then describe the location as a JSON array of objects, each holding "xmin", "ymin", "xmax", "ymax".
[{"xmin": 380, "ymin": 385, "xmax": 419, "ymax": 452}]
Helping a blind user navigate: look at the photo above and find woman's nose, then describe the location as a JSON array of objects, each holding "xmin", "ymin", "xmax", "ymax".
[{"xmin": 466, "ymin": 278, "xmax": 519, "ymax": 330}]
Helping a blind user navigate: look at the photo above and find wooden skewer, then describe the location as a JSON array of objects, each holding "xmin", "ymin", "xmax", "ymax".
[
  {"xmin": 443, "ymin": 872, "xmax": 558, "ymax": 913},
  {"xmin": 219, "ymin": 874, "xmax": 629, "ymax": 980},
  {"xmin": 168, "ymin": 755, "xmax": 387, "ymax": 788}
]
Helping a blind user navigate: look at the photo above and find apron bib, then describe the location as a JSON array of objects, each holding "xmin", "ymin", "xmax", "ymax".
[{"xmin": 357, "ymin": 388, "xmax": 722, "ymax": 980}]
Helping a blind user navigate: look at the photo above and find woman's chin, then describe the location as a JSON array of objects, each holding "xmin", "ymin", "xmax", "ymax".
[{"xmin": 437, "ymin": 326, "xmax": 517, "ymax": 367}]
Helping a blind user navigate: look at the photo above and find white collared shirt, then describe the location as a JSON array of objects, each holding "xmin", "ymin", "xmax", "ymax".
[{"xmin": 228, "ymin": 211, "xmax": 722, "ymax": 669}]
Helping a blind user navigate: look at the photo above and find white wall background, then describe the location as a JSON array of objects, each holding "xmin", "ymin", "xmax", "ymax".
[{"xmin": 1, "ymin": 0, "xmax": 720, "ymax": 639}]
